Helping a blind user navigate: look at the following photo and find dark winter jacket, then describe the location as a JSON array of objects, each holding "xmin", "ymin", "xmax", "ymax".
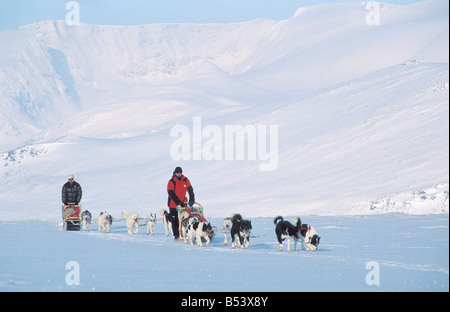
[
  {"xmin": 62, "ymin": 181, "xmax": 82, "ymax": 205},
  {"xmin": 167, "ymin": 175, "xmax": 195, "ymax": 208}
]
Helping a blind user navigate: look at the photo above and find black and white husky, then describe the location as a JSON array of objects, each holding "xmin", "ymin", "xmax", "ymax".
[
  {"xmin": 180, "ymin": 211, "xmax": 197, "ymax": 243},
  {"xmin": 81, "ymin": 210, "xmax": 92, "ymax": 231},
  {"xmin": 160, "ymin": 209, "xmax": 173, "ymax": 236},
  {"xmin": 146, "ymin": 213, "xmax": 156, "ymax": 235},
  {"xmin": 300, "ymin": 224, "xmax": 321, "ymax": 251},
  {"xmin": 187, "ymin": 219, "xmax": 213, "ymax": 247},
  {"xmin": 180, "ymin": 211, "xmax": 212, "ymax": 247},
  {"xmin": 230, "ymin": 214, "xmax": 252, "ymax": 249},
  {"xmin": 274, "ymin": 216, "xmax": 302, "ymax": 251}
]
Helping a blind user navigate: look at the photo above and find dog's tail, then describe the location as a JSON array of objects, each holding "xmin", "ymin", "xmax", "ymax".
[
  {"xmin": 294, "ymin": 217, "xmax": 302, "ymax": 229},
  {"xmin": 274, "ymin": 216, "xmax": 284, "ymax": 225},
  {"xmin": 231, "ymin": 213, "xmax": 242, "ymax": 223},
  {"xmin": 160, "ymin": 209, "xmax": 168, "ymax": 217},
  {"xmin": 121, "ymin": 211, "xmax": 127, "ymax": 219}
]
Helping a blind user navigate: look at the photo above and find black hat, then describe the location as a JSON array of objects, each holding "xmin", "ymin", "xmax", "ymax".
[{"xmin": 174, "ymin": 167, "xmax": 183, "ymax": 174}]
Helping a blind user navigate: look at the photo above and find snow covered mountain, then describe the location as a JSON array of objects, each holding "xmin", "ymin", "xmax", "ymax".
[{"xmin": 0, "ymin": 0, "xmax": 448, "ymax": 220}]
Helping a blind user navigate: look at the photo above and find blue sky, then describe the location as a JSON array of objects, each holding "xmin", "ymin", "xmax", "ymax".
[{"xmin": 0, "ymin": 0, "xmax": 426, "ymax": 32}]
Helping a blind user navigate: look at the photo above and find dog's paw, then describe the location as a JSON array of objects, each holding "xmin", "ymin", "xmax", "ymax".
[{"xmin": 277, "ymin": 244, "xmax": 283, "ymax": 251}]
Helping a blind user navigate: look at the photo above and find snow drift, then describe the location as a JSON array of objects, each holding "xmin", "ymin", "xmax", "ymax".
[{"xmin": 0, "ymin": 0, "xmax": 448, "ymax": 220}]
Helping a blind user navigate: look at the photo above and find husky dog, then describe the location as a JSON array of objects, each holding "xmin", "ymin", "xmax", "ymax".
[
  {"xmin": 274, "ymin": 216, "xmax": 302, "ymax": 251},
  {"xmin": 146, "ymin": 213, "xmax": 156, "ymax": 235},
  {"xmin": 300, "ymin": 224, "xmax": 321, "ymax": 251},
  {"xmin": 186, "ymin": 220, "xmax": 213, "ymax": 247},
  {"xmin": 81, "ymin": 210, "xmax": 92, "ymax": 231},
  {"xmin": 180, "ymin": 211, "xmax": 198, "ymax": 243},
  {"xmin": 230, "ymin": 214, "xmax": 252, "ymax": 250},
  {"xmin": 122, "ymin": 211, "xmax": 139, "ymax": 235},
  {"xmin": 222, "ymin": 217, "xmax": 233, "ymax": 245},
  {"xmin": 160, "ymin": 209, "xmax": 173, "ymax": 236},
  {"xmin": 98, "ymin": 212, "xmax": 113, "ymax": 233}
]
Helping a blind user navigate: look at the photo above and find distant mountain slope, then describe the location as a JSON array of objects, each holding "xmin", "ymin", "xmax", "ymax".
[
  {"xmin": 1, "ymin": 0, "xmax": 448, "ymax": 150},
  {"xmin": 0, "ymin": 0, "xmax": 448, "ymax": 219}
]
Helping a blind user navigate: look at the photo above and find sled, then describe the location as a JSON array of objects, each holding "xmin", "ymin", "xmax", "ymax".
[
  {"xmin": 177, "ymin": 202, "xmax": 217, "ymax": 242},
  {"xmin": 62, "ymin": 203, "xmax": 82, "ymax": 231}
]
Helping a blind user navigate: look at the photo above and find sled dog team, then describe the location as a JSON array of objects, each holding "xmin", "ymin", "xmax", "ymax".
[
  {"xmin": 81, "ymin": 210, "xmax": 155, "ymax": 235},
  {"xmin": 65, "ymin": 170, "xmax": 320, "ymax": 251},
  {"xmin": 222, "ymin": 214, "xmax": 320, "ymax": 251},
  {"xmin": 80, "ymin": 209, "xmax": 320, "ymax": 251}
]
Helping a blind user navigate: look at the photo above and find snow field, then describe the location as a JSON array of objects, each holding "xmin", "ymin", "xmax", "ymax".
[{"xmin": 1, "ymin": 214, "xmax": 448, "ymax": 292}]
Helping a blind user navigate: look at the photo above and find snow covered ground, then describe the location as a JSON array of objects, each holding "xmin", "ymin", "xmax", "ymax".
[{"xmin": 1, "ymin": 214, "xmax": 448, "ymax": 292}]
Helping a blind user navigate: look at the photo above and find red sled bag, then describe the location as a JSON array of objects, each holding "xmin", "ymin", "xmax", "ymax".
[{"xmin": 62, "ymin": 203, "xmax": 81, "ymax": 231}]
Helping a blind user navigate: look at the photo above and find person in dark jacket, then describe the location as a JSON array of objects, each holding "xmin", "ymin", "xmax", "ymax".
[
  {"xmin": 167, "ymin": 167, "xmax": 195, "ymax": 239},
  {"xmin": 62, "ymin": 175, "xmax": 82, "ymax": 205}
]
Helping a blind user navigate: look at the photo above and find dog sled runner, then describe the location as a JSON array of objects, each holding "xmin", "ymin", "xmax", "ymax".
[
  {"xmin": 177, "ymin": 202, "xmax": 217, "ymax": 242},
  {"xmin": 62, "ymin": 203, "xmax": 81, "ymax": 231}
]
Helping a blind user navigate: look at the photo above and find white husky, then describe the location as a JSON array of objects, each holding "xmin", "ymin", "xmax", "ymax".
[
  {"xmin": 122, "ymin": 211, "xmax": 139, "ymax": 235},
  {"xmin": 222, "ymin": 217, "xmax": 233, "ymax": 245},
  {"xmin": 97, "ymin": 212, "xmax": 112, "ymax": 233}
]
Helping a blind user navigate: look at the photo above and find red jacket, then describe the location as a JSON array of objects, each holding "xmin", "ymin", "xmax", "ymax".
[{"xmin": 167, "ymin": 175, "xmax": 195, "ymax": 208}]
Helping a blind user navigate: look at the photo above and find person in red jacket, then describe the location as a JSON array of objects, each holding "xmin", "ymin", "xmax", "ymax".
[{"xmin": 167, "ymin": 167, "xmax": 195, "ymax": 239}]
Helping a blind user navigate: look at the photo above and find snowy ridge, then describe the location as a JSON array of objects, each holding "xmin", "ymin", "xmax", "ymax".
[
  {"xmin": 0, "ymin": 0, "xmax": 448, "ymax": 148},
  {"xmin": 0, "ymin": 0, "xmax": 449, "ymax": 221},
  {"xmin": 365, "ymin": 183, "xmax": 449, "ymax": 214}
]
